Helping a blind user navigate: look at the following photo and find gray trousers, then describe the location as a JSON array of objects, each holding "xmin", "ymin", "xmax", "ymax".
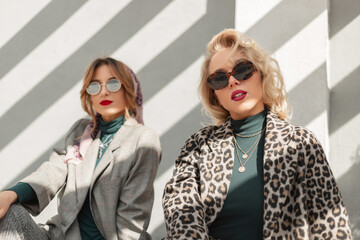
[{"xmin": 0, "ymin": 204, "xmax": 49, "ymax": 240}]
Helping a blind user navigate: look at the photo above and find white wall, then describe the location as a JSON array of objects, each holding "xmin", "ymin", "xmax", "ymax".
[
  {"xmin": 328, "ymin": 0, "xmax": 360, "ymax": 237},
  {"xmin": 0, "ymin": 0, "xmax": 358, "ymax": 238}
]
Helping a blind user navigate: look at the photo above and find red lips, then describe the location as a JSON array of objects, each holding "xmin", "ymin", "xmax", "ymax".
[
  {"xmin": 231, "ymin": 90, "xmax": 247, "ymax": 101},
  {"xmin": 100, "ymin": 100, "xmax": 113, "ymax": 106}
]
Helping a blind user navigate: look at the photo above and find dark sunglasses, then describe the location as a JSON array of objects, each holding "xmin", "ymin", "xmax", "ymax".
[
  {"xmin": 207, "ymin": 60, "xmax": 256, "ymax": 90},
  {"xmin": 86, "ymin": 79, "xmax": 122, "ymax": 95}
]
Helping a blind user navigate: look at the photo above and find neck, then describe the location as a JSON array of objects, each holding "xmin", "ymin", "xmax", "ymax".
[
  {"xmin": 231, "ymin": 109, "xmax": 266, "ymax": 134},
  {"xmin": 101, "ymin": 110, "xmax": 126, "ymax": 122},
  {"xmin": 99, "ymin": 114, "xmax": 125, "ymax": 136},
  {"xmin": 230, "ymin": 105, "xmax": 265, "ymax": 121}
]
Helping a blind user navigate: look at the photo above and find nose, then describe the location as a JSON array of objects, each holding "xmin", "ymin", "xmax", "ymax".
[
  {"xmin": 228, "ymin": 75, "xmax": 240, "ymax": 88},
  {"xmin": 99, "ymin": 83, "xmax": 109, "ymax": 96}
]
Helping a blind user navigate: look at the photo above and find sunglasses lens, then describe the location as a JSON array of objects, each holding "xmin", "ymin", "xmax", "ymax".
[
  {"xmin": 233, "ymin": 61, "xmax": 255, "ymax": 81},
  {"xmin": 208, "ymin": 73, "xmax": 229, "ymax": 90},
  {"xmin": 107, "ymin": 79, "xmax": 121, "ymax": 92},
  {"xmin": 86, "ymin": 82, "xmax": 100, "ymax": 95},
  {"xmin": 207, "ymin": 60, "xmax": 255, "ymax": 90}
]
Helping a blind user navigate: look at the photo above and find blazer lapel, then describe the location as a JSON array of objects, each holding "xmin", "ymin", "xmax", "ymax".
[
  {"xmin": 75, "ymin": 135, "xmax": 99, "ymax": 208},
  {"xmin": 90, "ymin": 118, "xmax": 138, "ymax": 188}
]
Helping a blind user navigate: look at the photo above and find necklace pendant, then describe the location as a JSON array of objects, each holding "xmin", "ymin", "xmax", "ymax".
[
  {"xmin": 238, "ymin": 166, "xmax": 245, "ymax": 172},
  {"xmin": 242, "ymin": 153, "xmax": 248, "ymax": 159}
]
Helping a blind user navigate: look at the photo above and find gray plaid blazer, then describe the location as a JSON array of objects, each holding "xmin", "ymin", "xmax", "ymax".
[{"xmin": 20, "ymin": 118, "xmax": 161, "ymax": 240}]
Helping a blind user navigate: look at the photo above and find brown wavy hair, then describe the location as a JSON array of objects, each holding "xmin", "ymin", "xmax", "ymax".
[
  {"xmin": 80, "ymin": 57, "xmax": 137, "ymax": 133},
  {"xmin": 199, "ymin": 29, "xmax": 291, "ymax": 125}
]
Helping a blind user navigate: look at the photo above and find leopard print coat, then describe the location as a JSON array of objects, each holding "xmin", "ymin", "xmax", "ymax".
[{"xmin": 162, "ymin": 111, "xmax": 352, "ymax": 240}]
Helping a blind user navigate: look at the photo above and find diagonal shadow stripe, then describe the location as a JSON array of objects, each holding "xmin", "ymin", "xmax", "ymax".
[
  {"xmin": 157, "ymin": 104, "xmax": 205, "ymax": 177},
  {"xmin": 288, "ymin": 63, "xmax": 328, "ymax": 126},
  {"xmin": 2, "ymin": 0, "xmax": 330, "ymax": 183},
  {"xmin": 1, "ymin": 0, "xmax": 234, "ymax": 189},
  {"xmin": 245, "ymin": 0, "xmax": 326, "ymax": 53},
  {"xmin": 0, "ymin": 0, "xmax": 88, "ymax": 81},
  {"xmin": 2, "ymin": 137, "xmax": 65, "ymax": 190},
  {"xmin": 329, "ymin": 65, "xmax": 360, "ymax": 134},
  {"xmin": 0, "ymin": 0, "xmax": 171, "ymax": 151},
  {"xmin": 329, "ymin": 0, "xmax": 360, "ymax": 38},
  {"xmin": 139, "ymin": 0, "xmax": 235, "ymax": 100}
]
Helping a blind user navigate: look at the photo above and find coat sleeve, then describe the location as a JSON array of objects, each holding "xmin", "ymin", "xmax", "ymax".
[
  {"xmin": 19, "ymin": 119, "xmax": 85, "ymax": 215},
  {"xmin": 303, "ymin": 130, "xmax": 352, "ymax": 239},
  {"xmin": 162, "ymin": 132, "xmax": 209, "ymax": 240},
  {"xmin": 116, "ymin": 128, "xmax": 161, "ymax": 240}
]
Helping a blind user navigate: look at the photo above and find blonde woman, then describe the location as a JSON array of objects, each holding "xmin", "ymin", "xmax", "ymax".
[
  {"xmin": 0, "ymin": 57, "xmax": 161, "ymax": 240},
  {"xmin": 162, "ymin": 29, "xmax": 351, "ymax": 239}
]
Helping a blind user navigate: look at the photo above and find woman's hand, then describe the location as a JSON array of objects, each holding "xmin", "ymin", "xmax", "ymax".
[{"xmin": 0, "ymin": 191, "xmax": 18, "ymax": 219}]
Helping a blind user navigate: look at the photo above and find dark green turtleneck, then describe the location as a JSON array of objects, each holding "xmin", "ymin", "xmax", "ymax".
[
  {"xmin": 209, "ymin": 110, "xmax": 266, "ymax": 240},
  {"xmin": 78, "ymin": 115, "xmax": 125, "ymax": 240}
]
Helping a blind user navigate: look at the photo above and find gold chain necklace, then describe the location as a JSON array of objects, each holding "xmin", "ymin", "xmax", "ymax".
[
  {"xmin": 233, "ymin": 130, "xmax": 264, "ymax": 173},
  {"xmin": 233, "ymin": 128, "xmax": 265, "ymax": 158},
  {"xmin": 234, "ymin": 128, "xmax": 264, "ymax": 138}
]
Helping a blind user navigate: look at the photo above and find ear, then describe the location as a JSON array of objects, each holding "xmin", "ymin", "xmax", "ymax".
[{"xmin": 214, "ymin": 92, "xmax": 218, "ymax": 99}]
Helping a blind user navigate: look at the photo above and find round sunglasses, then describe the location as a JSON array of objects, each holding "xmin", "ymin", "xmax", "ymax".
[
  {"xmin": 86, "ymin": 79, "xmax": 122, "ymax": 95},
  {"xmin": 207, "ymin": 60, "xmax": 256, "ymax": 90}
]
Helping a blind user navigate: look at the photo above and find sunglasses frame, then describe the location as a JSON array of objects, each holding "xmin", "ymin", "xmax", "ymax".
[
  {"xmin": 207, "ymin": 60, "xmax": 256, "ymax": 90},
  {"xmin": 86, "ymin": 78, "xmax": 122, "ymax": 95}
]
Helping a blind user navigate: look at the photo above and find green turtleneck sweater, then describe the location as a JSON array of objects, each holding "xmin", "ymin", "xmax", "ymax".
[
  {"xmin": 7, "ymin": 115, "xmax": 125, "ymax": 240},
  {"xmin": 78, "ymin": 115, "xmax": 125, "ymax": 240},
  {"xmin": 209, "ymin": 110, "xmax": 266, "ymax": 240}
]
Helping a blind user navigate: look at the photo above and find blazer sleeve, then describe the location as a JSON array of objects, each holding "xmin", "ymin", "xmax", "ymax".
[
  {"xmin": 303, "ymin": 130, "xmax": 352, "ymax": 239},
  {"xmin": 19, "ymin": 119, "xmax": 85, "ymax": 215},
  {"xmin": 116, "ymin": 128, "xmax": 161, "ymax": 240},
  {"xmin": 162, "ymin": 132, "xmax": 209, "ymax": 240}
]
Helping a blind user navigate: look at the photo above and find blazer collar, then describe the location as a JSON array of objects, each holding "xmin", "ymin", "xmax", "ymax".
[
  {"xmin": 75, "ymin": 118, "xmax": 139, "ymax": 206},
  {"xmin": 90, "ymin": 117, "xmax": 139, "ymax": 187},
  {"xmin": 75, "ymin": 136, "xmax": 99, "ymax": 208}
]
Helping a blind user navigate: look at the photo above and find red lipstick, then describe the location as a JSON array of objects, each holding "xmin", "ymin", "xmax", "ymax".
[
  {"xmin": 231, "ymin": 90, "xmax": 247, "ymax": 101},
  {"xmin": 100, "ymin": 100, "xmax": 113, "ymax": 106}
]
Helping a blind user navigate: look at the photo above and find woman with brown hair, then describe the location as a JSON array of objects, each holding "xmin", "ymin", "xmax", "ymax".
[
  {"xmin": 0, "ymin": 57, "xmax": 161, "ymax": 240},
  {"xmin": 162, "ymin": 29, "xmax": 352, "ymax": 239}
]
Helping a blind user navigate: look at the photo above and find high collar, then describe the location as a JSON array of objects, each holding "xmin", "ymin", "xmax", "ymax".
[
  {"xmin": 209, "ymin": 110, "xmax": 292, "ymax": 148},
  {"xmin": 99, "ymin": 115, "xmax": 125, "ymax": 135},
  {"xmin": 231, "ymin": 109, "xmax": 267, "ymax": 134}
]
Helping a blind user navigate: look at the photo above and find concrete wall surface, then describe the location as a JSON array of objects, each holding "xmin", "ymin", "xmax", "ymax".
[{"xmin": 0, "ymin": 0, "xmax": 359, "ymax": 238}]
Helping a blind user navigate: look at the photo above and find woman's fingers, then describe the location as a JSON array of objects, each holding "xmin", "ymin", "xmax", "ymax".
[{"xmin": 0, "ymin": 191, "xmax": 18, "ymax": 219}]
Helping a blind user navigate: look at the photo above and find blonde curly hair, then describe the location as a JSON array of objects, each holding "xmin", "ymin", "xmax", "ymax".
[{"xmin": 199, "ymin": 29, "xmax": 291, "ymax": 125}]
